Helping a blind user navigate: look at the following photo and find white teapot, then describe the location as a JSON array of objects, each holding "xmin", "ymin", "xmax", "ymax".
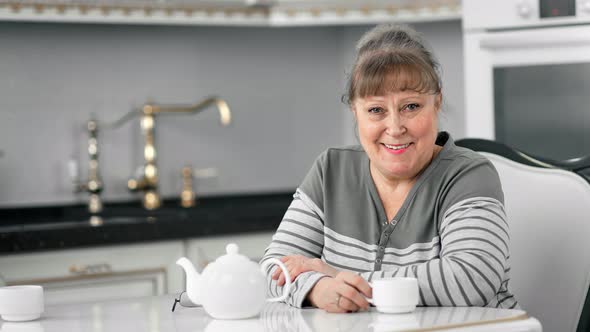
[{"xmin": 176, "ymin": 243, "xmax": 292, "ymax": 319}]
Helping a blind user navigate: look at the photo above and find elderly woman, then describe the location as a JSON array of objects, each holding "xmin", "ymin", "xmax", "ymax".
[{"xmin": 260, "ymin": 24, "xmax": 518, "ymax": 313}]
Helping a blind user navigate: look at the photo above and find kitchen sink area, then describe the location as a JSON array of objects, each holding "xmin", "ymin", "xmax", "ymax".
[{"xmin": 0, "ymin": 191, "xmax": 293, "ymax": 254}]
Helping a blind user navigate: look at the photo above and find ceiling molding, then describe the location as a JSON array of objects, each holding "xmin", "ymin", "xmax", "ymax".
[{"xmin": 0, "ymin": 0, "xmax": 461, "ymax": 26}]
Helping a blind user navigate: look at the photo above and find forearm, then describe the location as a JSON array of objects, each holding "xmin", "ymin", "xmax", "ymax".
[{"xmin": 263, "ymin": 263, "xmax": 327, "ymax": 308}]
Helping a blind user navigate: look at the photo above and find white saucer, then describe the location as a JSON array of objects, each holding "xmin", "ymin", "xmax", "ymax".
[
  {"xmin": 1, "ymin": 313, "xmax": 42, "ymax": 322},
  {"xmin": 376, "ymin": 304, "xmax": 416, "ymax": 314}
]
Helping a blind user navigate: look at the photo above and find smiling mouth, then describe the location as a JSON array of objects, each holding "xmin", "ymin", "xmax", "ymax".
[{"xmin": 383, "ymin": 143, "xmax": 412, "ymax": 151}]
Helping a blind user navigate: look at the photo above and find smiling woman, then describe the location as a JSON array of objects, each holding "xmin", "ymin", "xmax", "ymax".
[
  {"xmin": 260, "ymin": 24, "xmax": 518, "ymax": 313},
  {"xmin": 354, "ymin": 90, "xmax": 441, "ymax": 184}
]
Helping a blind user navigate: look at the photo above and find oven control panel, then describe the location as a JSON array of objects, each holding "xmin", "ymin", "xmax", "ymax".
[
  {"xmin": 463, "ymin": 0, "xmax": 590, "ymax": 31},
  {"xmin": 539, "ymin": 0, "xmax": 576, "ymax": 18}
]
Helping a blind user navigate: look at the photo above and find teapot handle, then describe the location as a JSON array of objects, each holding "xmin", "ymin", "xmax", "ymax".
[{"xmin": 261, "ymin": 258, "xmax": 292, "ymax": 303}]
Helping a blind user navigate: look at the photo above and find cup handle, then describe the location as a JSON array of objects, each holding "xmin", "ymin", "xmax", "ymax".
[
  {"xmin": 365, "ymin": 282, "xmax": 374, "ymax": 305},
  {"xmin": 261, "ymin": 258, "xmax": 292, "ymax": 303}
]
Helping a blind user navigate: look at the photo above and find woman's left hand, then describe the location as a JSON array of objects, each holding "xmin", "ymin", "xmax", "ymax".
[{"xmin": 271, "ymin": 255, "xmax": 339, "ymax": 286}]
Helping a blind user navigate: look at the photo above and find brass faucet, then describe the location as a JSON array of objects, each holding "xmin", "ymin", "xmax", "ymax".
[
  {"xmin": 124, "ymin": 97, "xmax": 231, "ymax": 210},
  {"xmin": 180, "ymin": 166, "xmax": 196, "ymax": 208},
  {"xmin": 73, "ymin": 119, "xmax": 103, "ymax": 214}
]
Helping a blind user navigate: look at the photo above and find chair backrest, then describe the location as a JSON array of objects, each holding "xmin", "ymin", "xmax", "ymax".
[{"xmin": 480, "ymin": 152, "xmax": 590, "ymax": 332}]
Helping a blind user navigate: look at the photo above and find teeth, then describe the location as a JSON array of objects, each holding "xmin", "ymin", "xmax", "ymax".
[{"xmin": 384, "ymin": 143, "xmax": 410, "ymax": 150}]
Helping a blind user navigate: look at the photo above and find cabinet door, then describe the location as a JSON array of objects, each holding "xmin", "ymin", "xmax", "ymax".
[
  {"xmin": 0, "ymin": 241, "xmax": 184, "ymax": 305},
  {"xmin": 185, "ymin": 232, "xmax": 274, "ymax": 271}
]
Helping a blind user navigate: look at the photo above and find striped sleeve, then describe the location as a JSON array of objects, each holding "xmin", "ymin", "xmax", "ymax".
[
  {"xmin": 360, "ymin": 197, "xmax": 508, "ymax": 306},
  {"xmin": 260, "ymin": 189, "xmax": 327, "ymax": 308}
]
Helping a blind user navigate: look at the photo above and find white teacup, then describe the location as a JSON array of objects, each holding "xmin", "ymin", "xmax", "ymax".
[
  {"xmin": 0, "ymin": 286, "xmax": 44, "ymax": 322},
  {"xmin": 368, "ymin": 277, "xmax": 419, "ymax": 314}
]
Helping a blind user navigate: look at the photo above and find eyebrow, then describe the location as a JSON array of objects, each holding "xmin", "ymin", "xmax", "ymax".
[{"xmin": 361, "ymin": 93, "xmax": 427, "ymax": 102}]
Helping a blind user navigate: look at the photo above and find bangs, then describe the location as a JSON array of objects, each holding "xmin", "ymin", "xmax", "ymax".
[{"xmin": 350, "ymin": 51, "xmax": 440, "ymax": 101}]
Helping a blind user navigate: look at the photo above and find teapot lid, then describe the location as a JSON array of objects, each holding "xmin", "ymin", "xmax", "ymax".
[
  {"xmin": 226, "ymin": 243, "xmax": 239, "ymax": 255},
  {"xmin": 215, "ymin": 243, "xmax": 253, "ymax": 266}
]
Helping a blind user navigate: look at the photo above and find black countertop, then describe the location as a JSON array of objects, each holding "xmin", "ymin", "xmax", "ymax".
[{"xmin": 0, "ymin": 191, "xmax": 294, "ymax": 255}]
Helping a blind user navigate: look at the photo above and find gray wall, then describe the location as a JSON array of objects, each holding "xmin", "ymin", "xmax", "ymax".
[{"xmin": 0, "ymin": 20, "xmax": 464, "ymax": 207}]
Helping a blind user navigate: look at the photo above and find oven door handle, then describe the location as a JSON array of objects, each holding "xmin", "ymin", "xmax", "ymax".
[{"xmin": 480, "ymin": 29, "xmax": 590, "ymax": 50}]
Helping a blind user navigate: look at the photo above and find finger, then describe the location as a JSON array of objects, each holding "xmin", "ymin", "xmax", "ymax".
[
  {"xmin": 271, "ymin": 268, "xmax": 282, "ymax": 279},
  {"xmin": 337, "ymin": 283, "xmax": 369, "ymax": 310},
  {"xmin": 338, "ymin": 272, "xmax": 372, "ymax": 298},
  {"xmin": 324, "ymin": 303, "xmax": 348, "ymax": 314},
  {"xmin": 277, "ymin": 272, "xmax": 285, "ymax": 286},
  {"xmin": 337, "ymin": 296, "xmax": 360, "ymax": 312},
  {"xmin": 289, "ymin": 267, "xmax": 302, "ymax": 281}
]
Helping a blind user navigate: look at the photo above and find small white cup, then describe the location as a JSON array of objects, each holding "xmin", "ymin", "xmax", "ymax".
[
  {"xmin": 0, "ymin": 286, "xmax": 44, "ymax": 322},
  {"xmin": 368, "ymin": 277, "xmax": 419, "ymax": 314}
]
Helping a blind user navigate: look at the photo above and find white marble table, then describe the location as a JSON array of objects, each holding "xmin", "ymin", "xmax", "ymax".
[{"xmin": 0, "ymin": 294, "xmax": 542, "ymax": 332}]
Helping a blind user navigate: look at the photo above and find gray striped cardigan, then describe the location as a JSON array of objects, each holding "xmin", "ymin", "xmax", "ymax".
[{"xmin": 261, "ymin": 132, "xmax": 518, "ymax": 309}]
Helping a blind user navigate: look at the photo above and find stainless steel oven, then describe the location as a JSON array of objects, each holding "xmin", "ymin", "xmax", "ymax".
[{"xmin": 463, "ymin": 0, "xmax": 590, "ymax": 167}]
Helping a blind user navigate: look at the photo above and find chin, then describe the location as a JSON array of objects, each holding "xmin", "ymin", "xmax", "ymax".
[
  {"xmin": 391, "ymin": 172, "xmax": 414, "ymax": 180},
  {"xmin": 385, "ymin": 167, "xmax": 415, "ymax": 179}
]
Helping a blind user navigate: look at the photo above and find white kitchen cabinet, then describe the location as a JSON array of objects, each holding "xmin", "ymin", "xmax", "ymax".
[
  {"xmin": 185, "ymin": 231, "xmax": 274, "ymax": 272},
  {"xmin": 0, "ymin": 241, "xmax": 184, "ymax": 306},
  {"xmin": 0, "ymin": 232, "xmax": 275, "ymax": 305}
]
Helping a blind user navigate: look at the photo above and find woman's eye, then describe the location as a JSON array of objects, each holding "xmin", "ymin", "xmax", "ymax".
[
  {"xmin": 404, "ymin": 103, "xmax": 420, "ymax": 112},
  {"xmin": 368, "ymin": 107, "xmax": 383, "ymax": 114}
]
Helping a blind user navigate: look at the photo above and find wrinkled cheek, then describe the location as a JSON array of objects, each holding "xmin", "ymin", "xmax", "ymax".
[{"xmin": 357, "ymin": 127, "xmax": 375, "ymax": 146}]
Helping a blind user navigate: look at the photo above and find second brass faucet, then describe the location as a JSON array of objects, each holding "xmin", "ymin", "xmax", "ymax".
[
  {"xmin": 72, "ymin": 118, "xmax": 103, "ymax": 214},
  {"xmin": 126, "ymin": 97, "xmax": 231, "ymax": 210}
]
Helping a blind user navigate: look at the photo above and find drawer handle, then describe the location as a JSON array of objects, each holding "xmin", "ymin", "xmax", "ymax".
[{"xmin": 69, "ymin": 263, "xmax": 112, "ymax": 275}]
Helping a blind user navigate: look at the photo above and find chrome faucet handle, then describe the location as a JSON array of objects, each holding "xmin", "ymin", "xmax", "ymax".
[
  {"xmin": 68, "ymin": 159, "xmax": 81, "ymax": 189},
  {"xmin": 69, "ymin": 160, "xmax": 92, "ymax": 192}
]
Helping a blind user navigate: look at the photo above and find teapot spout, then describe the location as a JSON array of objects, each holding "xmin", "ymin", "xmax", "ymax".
[{"xmin": 176, "ymin": 257, "xmax": 202, "ymax": 305}]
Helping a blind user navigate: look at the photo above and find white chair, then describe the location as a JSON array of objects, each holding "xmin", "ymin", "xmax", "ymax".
[{"xmin": 477, "ymin": 151, "xmax": 590, "ymax": 332}]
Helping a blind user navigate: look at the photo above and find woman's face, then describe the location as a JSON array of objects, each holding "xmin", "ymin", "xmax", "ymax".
[{"xmin": 353, "ymin": 90, "xmax": 441, "ymax": 182}]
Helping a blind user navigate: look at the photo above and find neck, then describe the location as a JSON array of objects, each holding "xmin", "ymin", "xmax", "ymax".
[{"xmin": 369, "ymin": 162, "xmax": 417, "ymax": 195}]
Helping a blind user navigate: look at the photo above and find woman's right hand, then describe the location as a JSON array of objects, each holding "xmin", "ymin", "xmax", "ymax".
[{"xmin": 307, "ymin": 271, "xmax": 372, "ymax": 313}]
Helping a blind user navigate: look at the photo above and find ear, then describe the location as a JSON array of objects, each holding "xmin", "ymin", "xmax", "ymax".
[
  {"xmin": 435, "ymin": 92, "xmax": 442, "ymax": 111},
  {"xmin": 350, "ymin": 104, "xmax": 358, "ymax": 120}
]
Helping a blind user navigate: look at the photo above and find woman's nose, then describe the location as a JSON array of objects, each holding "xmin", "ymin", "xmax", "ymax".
[{"xmin": 385, "ymin": 112, "xmax": 406, "ymax": 136}]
